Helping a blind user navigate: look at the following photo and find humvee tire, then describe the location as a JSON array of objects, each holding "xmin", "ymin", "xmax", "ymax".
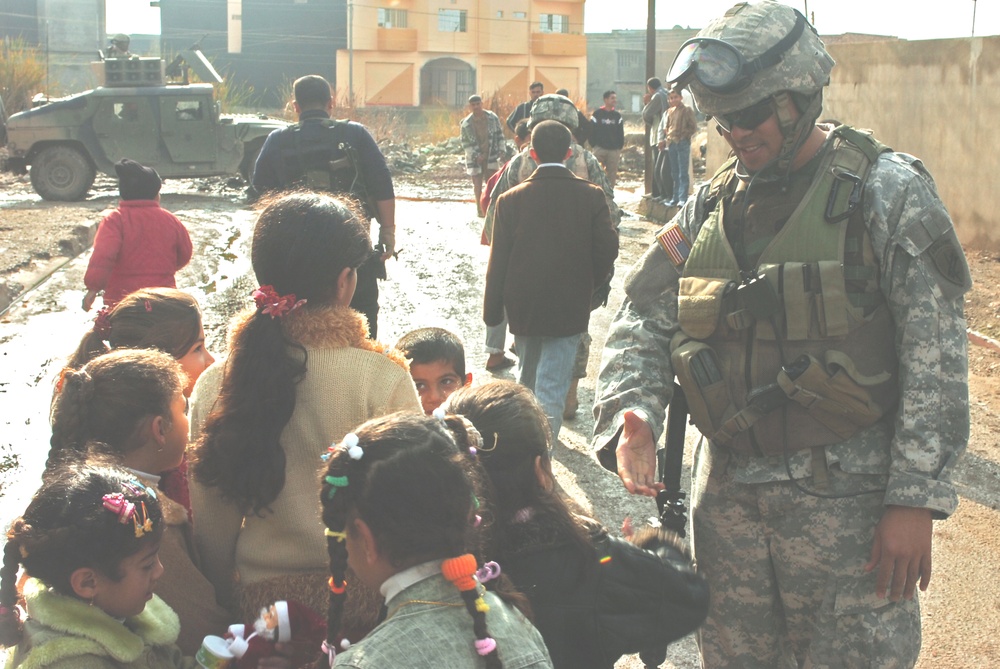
[{"xmin": 30, "ymin": 145, "xmax": 96, "ymax": 201}]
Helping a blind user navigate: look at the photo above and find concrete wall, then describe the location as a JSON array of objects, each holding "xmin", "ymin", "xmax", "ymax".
[{"xmin": 705, "ymin": 35, "xmax": 1000, "ymax": 251}]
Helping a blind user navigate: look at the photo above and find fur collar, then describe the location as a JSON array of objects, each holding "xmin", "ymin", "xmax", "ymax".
[
  {"xmin": 226, "ymin": 305, "xmax": 408, "ymax": 372},
  {"xmin": 17, "ymin": 578, "xmax": 180, "ymax": 667},
  {"xmin": 282, "ymin": 305, "xmax": 409, "ymax": 370}
]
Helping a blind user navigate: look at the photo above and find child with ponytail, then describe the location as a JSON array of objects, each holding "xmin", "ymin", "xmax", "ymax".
[
  {"xmin": 189, "ymin": 192, "xmax": 418, "ymax": 623},
  {"xmin": 445, "ymin": 381, "xmax": 710, "ymax": 669},
  {"xmin": 66, "ymin": 287, "xmax": 216, "ymax": 516},
  {"xmin": 319, "ymin": 411, "xmax": 552, "ymax": 668},
  {"xmin": 0, "ymin": 462, "xmax": 197, "ymax": 668},
  {"xmin": 48, "ymin": 349, "xmax": 230, "ymax": 654}
]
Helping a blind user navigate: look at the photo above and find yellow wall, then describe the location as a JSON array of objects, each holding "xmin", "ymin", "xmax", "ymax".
[{"xmin": 339, "ymin": 0, "xmax": 587, "ymax": 110}]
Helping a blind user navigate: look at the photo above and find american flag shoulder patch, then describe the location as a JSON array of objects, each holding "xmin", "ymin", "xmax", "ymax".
[{"xmin": 656, "ymin": 223, "xmax": 691, "ymax": 267}]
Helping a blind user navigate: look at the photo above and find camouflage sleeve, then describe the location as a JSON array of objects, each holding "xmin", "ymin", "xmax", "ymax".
[
  {"xmin": 866, "ymin": 152, "xmax": 972, "ymax": 518},
  {"xmin": 593, "ymin": 189, "xmax": 710, "ymax": 449}
]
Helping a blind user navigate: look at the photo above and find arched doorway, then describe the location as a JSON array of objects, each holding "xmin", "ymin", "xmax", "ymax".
[{"xmin": 420, "ymin": 58, "xmax": 475, "ymax": 107}]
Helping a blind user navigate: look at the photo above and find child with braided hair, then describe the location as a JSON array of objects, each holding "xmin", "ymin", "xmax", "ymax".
[
  {"xmin": 444, "ymin": 381, "xmax": 710, "ymax": 669},
  {"xmin": 48, "ymin": 349, "xmax": 230, "ymax": 655},
  {"xmin": 318, "ymin": 411, "xmax": 552, "ymax": 668},
  {"xmin": 0, "ymin": 462, "xmax": 198, "ymax": 668}
]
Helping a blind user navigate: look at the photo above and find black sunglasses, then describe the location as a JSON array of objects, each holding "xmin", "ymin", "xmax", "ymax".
[{"xmin": 713, "ymin": 98, "xmax": 775, "ymax": 133}]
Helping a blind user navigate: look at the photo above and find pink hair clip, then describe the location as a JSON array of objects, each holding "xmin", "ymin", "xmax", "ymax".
[
  {"xmin": 252, "ymin": 285, "xmax": 306, "ymax": 319},
  {"xmin": 475, "ymin": 561, "xmax": 501, "ymax": 584},
  {"xmin": 102, "ymin": 493, "xmax": 135, "ymax": 524}
]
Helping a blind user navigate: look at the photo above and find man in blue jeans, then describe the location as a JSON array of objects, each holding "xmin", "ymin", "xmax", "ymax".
[
  {"xmin": 661, "ymin": 88, "xmax": 697, "ymax": 206},
  {"xmin": 484, "ymin": 121, "xmax": 618, "ymax": 440}
]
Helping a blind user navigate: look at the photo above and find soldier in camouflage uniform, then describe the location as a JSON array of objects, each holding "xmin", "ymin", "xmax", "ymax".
[
  {"xmin": 593, "ymin": 3, "xmax": 970, "ymax": 667},
  {"xmin": 483, "ymin": 94, "xmax": 622, "ymax": 420}
]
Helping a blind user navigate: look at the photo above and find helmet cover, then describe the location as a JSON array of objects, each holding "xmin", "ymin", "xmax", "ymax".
[
  {"xmin": 688, "ymin": 1, "xmax": 834, "ymax": 116},
  {"xmin": 528, "ymin": 94, "xmax": 579, "ymax": 130}
]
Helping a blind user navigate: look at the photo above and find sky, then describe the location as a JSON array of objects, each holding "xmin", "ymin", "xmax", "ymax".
[{"xmin": 106, "ymin": 0, "xmax": 1000, "ymax": 41}]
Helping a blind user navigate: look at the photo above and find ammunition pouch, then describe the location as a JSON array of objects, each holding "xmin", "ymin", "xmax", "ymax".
[
  {"xmin": 777, "ymin": 352, "xmax": 885, "ymax": 439},
  {"xmin": 670, "ymin": 332, "xmax": 734, "ymax": 443}
]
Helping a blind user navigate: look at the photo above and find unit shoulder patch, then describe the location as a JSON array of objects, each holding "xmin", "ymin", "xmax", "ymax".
[{"xmin": 656, "ymin": 223, "xmax": 692, "ymax": 267}]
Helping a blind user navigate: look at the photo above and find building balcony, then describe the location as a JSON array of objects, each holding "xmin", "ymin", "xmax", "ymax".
[
  {"xmin": 377, "ymin": 28, "xmax": 417, "ymax": 52},
  {"xmin": 530, "ymin": 32, "xmax": 586, "ymax": 57}
]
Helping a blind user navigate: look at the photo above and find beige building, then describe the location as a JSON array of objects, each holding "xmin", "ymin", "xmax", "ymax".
[{"xmin": 336, "ymin": 0, "xmax": 587, "ymax": 107}]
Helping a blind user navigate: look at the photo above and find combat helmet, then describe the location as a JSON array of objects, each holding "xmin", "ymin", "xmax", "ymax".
[
  {"xmin": 667, "ymin": 1, "xmax": 833, "ymax": 175},
  {"xmin": 528, "ymin": 94, "xmax": 578, "ymax": 130},
  {"xmin": 110, "ymin": 33, "xmax": 131, "ymax": 51}
]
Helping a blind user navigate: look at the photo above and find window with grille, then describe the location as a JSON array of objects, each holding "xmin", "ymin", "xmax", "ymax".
[
  {"xmin": 378, "ymin": 8, "xmax": 408, "ymax": 28},
  {"xmin": 539, "ymin": 14, "xmax": 569, "ymax": 33}
]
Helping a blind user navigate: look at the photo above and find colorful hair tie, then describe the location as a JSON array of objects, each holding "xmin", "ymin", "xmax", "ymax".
[
  {"xmin": 475, "ymin": 561, "xmax": 501, "ymax": 584},
  {"xmin": 328, "ymin": 576, "xmax": 347, "ymax": 594},
  {"xmin": 252, "ymin": 285, "xmax": 307, "ymax": 319},
  {"xmin": 324, "ymin": 475, "xmax": 349, "ymax": 499},
  {"xmin": 342, "ymin": 433, "xmax": 364, "ymax": 460},
  {"xmin": 441, "ymin": 554, "xmax": 478, "ymax": 592},
  {"xmin": 324, "ymin": 528, "xmax": 346, "ymax": 542},
  {"xmin": 475, "ymin": 637, "xmax": 497, "ymax": 656},
  {"xmin": 473, "ymin": 514, "xmax": 482, "ymax": 528},
  {"xmin": 432, "ymin": 407, "xmax": 447, "ymax": 422},
  {"xmin": 93, "ymin": 307, "xmax": 113, "ymax": 337},
  {"xmin": 513, "ymin": 507, "xmax": 534, "ymax": 524},
  {"xmin": 144, "ymin": 299, "xmax": 152, "ymax": 312}
]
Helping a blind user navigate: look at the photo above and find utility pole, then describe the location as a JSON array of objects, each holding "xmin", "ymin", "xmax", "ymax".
[
  {"xmin": 972, "ymin": 0, "xmax": 978, "ymax": 36},
  {"xmin": 644, "ymin": 0, "xmax": 655, "ymax": 195},
  {"xmin": 348, "ymin": 0, "xmax": 354, "ymax": 105}
]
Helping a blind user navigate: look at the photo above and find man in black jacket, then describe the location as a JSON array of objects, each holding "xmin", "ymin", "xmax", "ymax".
[
  {"xmin": 506, "ymin": 81, "xmax": 544, "ymax": 132},
  {"xmin": 590, "ymin": 90, "xmax": 625, "ymax": 188}
]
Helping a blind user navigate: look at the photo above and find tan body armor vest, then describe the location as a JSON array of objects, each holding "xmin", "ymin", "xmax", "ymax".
[{"xmin": 672, "ymin": 127, "xmax": 898, "ymax": 456}]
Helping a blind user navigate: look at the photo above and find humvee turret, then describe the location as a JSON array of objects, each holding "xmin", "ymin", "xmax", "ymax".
[{"xmin": 1, "ymin": 48, "xmax": 287, "ymax": 201}]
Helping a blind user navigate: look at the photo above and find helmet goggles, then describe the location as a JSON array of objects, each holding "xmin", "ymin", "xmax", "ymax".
[{"xmin": 666, "ymin": 9, "xmax": 807, "ymax": 95}]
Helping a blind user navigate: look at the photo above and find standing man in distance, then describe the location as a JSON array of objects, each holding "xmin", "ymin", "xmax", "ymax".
[
  {"xmin": 590, "ymin": 90, "xmax": 625, "ymax": 189},
  {"xmin": 507, "ymin": 81, "xmax": 544, "ymax": 132},
  {"xmin": 641, "ymin": 77, "xmax": 670, "ymax": 199},
  {"xmin": 659, "ymin": 87, "xmax": 697, "ymax": 207},
  {"xmin": 460, "ymin": 95, "xmax": 505, "ymax": 217},
  {"xmin": 594, "ymin": 2, "xmax": 970, "ymax": 667},
  {"xmin": 252, "ymin": 75, "xmax": 395, "ymax": 339}
]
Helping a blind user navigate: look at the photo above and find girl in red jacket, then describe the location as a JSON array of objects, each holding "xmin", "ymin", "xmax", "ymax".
[{"xmin": 82, "ymin": 158, "xmax": 192, "ymax": 311}]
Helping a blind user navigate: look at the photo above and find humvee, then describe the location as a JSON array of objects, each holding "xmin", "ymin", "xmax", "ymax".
[{"xmin": 1, "ymin": 49, "xmax": 287, "ymax": 201}]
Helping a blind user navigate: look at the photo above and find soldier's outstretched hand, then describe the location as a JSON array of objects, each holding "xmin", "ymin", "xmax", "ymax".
[{"xmin": 616, "ymin": 410, "xmax": 664, "ymax": 498}]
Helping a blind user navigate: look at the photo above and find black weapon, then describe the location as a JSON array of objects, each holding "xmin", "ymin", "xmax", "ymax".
[{"xmin": 654, "ymin": 383, "xmax": 689, "ymax": 537}]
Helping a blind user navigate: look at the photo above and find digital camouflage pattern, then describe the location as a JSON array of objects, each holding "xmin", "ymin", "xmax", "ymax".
[
  {"xmin": 528, "ymin": 94, "xmax": 580, "ymax": 129},
  {"xmin": 593, "ymin": 133, "xmax": 970, "ymax": 667},
  {"xmin": 459, "ymin": 109, "xmax": 505, "ymax": 170},
  {"xmin": 685, "ymin": 1, "xmax": 834, "ymax": 116}
]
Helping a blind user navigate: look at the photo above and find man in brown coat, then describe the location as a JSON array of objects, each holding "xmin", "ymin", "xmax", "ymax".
[{"xmin": 484, "ymin": 120, "xmax": 619, "ymax": 440}]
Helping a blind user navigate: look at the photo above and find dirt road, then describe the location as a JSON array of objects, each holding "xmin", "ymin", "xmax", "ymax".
[{"xmin": 1, "ymin": 169, "xmax": 998, "ymax": 667}]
